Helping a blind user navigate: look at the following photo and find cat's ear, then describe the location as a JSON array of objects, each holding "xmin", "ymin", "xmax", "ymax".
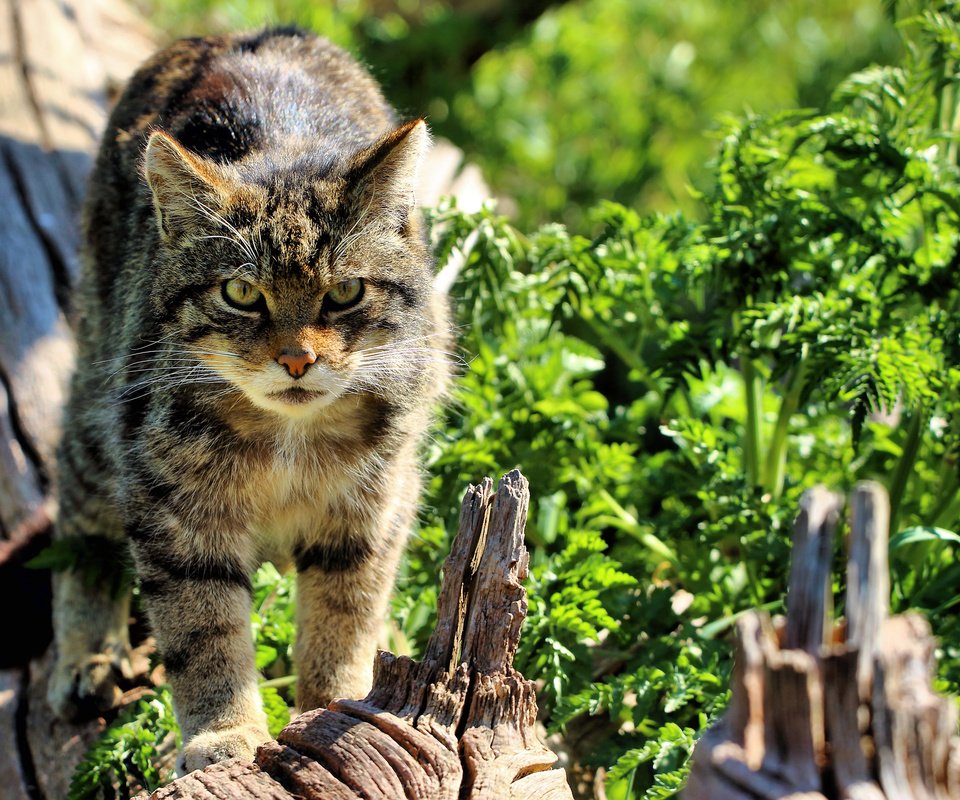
[
  {"xmin": 345, "ymin": 119, "xmax": 429, "ymax": 229},
  {"xmin": 144, "ymin": 131, "xmax": 226, "ymax": 239}
]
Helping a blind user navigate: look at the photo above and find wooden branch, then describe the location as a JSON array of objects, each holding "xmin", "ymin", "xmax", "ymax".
[
  {"xmin": 151, "ymin": 471, "xmax": 572, "ymax": 800},
  {"xmin": 685, "ymin": 481, "xmax": 960, "ymax": 800}
]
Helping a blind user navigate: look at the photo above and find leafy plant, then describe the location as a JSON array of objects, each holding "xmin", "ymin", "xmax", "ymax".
[
  {"xmin": 28, "ymin": 534, "xmax": 133, "ymax": 597},
  {"xmin": 68, "ymin": 691, "xmax": 178, "ymax": 800}
]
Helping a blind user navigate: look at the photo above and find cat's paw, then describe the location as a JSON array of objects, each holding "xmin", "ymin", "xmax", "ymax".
[
  {"xmin": 47, "ymin": 646, "xmax": 131, "ymax": 721},
  {"xmin": 178, "ymin": 724, "xmax": 271, "ymax": 774}
]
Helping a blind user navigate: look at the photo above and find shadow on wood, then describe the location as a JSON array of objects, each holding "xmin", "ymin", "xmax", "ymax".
[
  {"xmin": 685, "ymin": 482, "xmax": 960, "ymax": 800},
  {"xmin": 152, "ymin": 470, "xmax": 573, "ymax": 800}
]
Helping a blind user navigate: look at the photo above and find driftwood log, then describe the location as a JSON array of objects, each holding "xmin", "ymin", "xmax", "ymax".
[
  {"xmin": 149, "ymin": 471, "xmax": 573, "ymax": 800},
  {"xmin": 685, "ymin": 483, "xmax": 960, "ymax": 799}
]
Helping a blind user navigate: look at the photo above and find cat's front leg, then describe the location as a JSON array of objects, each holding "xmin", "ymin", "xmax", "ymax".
[
  {"xmin": 131, "ymin": 533, "xmax": 269, "ymax": 773},
  {"xmin": 293, "ymin": 514, "xmax": 409, "ymax": 711}
]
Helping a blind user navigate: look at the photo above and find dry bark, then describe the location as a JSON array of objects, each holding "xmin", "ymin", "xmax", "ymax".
[
  {"xmin": 151, "ymin": 471, "xmax": 573, "ymax": 800},
  {"xmin": 685, "ymin": 482, "xmax": 960, "ymax": 800}
]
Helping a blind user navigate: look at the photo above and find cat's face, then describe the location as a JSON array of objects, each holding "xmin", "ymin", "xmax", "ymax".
[{"xmin": 143, "ymin": 121, "xmax": 443, "ymax": 420}]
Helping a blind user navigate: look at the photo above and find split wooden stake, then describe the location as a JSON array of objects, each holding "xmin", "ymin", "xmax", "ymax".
[{"xmin": 686, "ymin": 482, "xmax": 960, "ymax": 800}]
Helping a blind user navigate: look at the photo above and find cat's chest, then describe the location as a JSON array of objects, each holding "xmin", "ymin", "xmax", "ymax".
[{"xmin": 244, "ymin": 440, "xmax": 376, "ymax": 555}]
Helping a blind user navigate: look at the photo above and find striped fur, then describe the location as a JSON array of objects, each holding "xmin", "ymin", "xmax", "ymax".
[{"xmin": 49, "ymin": 29, "xmax": 450, "ymax": 774}]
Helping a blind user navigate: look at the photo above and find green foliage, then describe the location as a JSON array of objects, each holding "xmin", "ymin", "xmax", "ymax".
[
  {"xmin": 406, "ymin": 9, "xmax": 960, "ymax": 793},
  {"xmin": 251, "ymin": 562, "xmax": 297, "ymax": 682},
  {"xmin": 260, "ymin": 686, "xmax": 292, "ymax": 737},
  {"xmin": 450, "ymin": 0, "xmax": 900, "ymax": 228},
  {"xmin": 604, "ymin": 723, "xmax": 700, "ymax": 800},
  {"xmin": 251, "ymin": 563, "xmax": 296, "ymax": 736},
  {"xmin": 68, "ymin": 691, "xmax": 179, "ymax": 800}
]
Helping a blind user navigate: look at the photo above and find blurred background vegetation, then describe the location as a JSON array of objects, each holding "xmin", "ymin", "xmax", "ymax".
[{"xmin": 139, "ymin": 0, "xmax": 900, "ymax": 228}]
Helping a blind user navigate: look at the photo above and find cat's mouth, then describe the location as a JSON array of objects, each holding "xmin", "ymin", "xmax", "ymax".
[{"xmin": 268, "ymin": 387, "xmax": 327, "ymax": 405}]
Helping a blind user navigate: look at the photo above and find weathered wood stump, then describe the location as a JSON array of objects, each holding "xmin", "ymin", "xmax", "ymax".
[
  {"xmin": 685, "ymin": 483, "xmax": 960, "ymax": 799},
  {"xmin": 150, "ymin": 471, "xmax": 573, "ymax": 800}
]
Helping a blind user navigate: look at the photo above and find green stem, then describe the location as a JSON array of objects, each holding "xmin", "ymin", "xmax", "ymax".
[
  {"xmin": 677, "ymin": 380, "xmax": 696, "ymax": 420},
  {"xmin": 762, "ymin": 355, "xmax": 808, "ymax": 500},
  {"xmin": 698, "ymin": 600, "xmax": 782, "ymax": 639},
  {"xmin": 933, "ymin": 491, "xmax": 960, "ymax": 531},
  {"xmin": 888, "ymin": 406, "xmax": 926, "ymax": 537},
  {"xmin": 941, "ymin": 54, "xmax": 960, "ymax": 166},
  {"xmin": 949, "ymin": 80, "xmax": 960, "ymax": 166},
  {"xmin": 260, "ymin": 675, "xmax": 297, "ymax": 690},
  {"xmin": 596, "ymin": 487, "xmax": 678, "ymax": 564},
  {"xmin": 928, "ymin": 452, "xmax": 960, "ymax": 527},
  {"xmin": 742, "ymin": 357, "xmax": 763, "ymax": 488}
]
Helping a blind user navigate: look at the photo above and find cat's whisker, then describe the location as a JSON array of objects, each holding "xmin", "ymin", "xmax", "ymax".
[
  {"xmin": 199, "ymin": 234, "xmax": 255, "ymax": 254},
  {"xmin": 109, "ymin": 378, "xmax": 231, "ymax": 405},
  {"xmin": 123, "ymin": 367, "xmax": 241, "ymax": 382},
  {"xmin": 333, "ymin": 189, "xmax": 378, "ymax": 261},
  {"xmin": 97, "ymin": 359, "xmax": 196, "ymax": 384},
  {"xmin": 358, "ymin": 345, "xmax": 460, "ymax": 361},
  {"xmin": 120, "ymin": 356, "xmax": 220, "ymax": 368},
  {"xmin": 354, "ymin": 350, "xmax": 461, "ymax": 373},
  {"xmin": 97, "ymin": 351, "xmax": 247, "ymax": 383},
  {"xmin": 183, "ymin": 346, "xmax": 246, "ymax": 360},
  {"xmin": 95, "ymin": 331, "xmax": 246, "ymax": 365},
  {"xmin": 354, "ymin": 333, "xmax": 464, "ymax": 360},
  {"xmin": 354, "ymin": 341, "xmax": 440, "ymax": 357},
  {"xmin": 121, "ymin": 347, "xmax": 246, "ymax": 364},
  {"xmin": 118, "ymin": 369, "xmax": 226, "ymax": 389},
  {"xmin": 113, "ymin": 358, "xmax": 245, "ymax": 392},
  {"xmin": 355, "ymin": 339, "xmax": 457, "ymax": 356},
  {"xmin": 132, "ymin": 331, "xmax": 182, "ymax": 348},
  {"xmin": 114, "ymin": 382, "xmax": 236, "ymax": 404},
  {"xmin": 228, "ymin": 262, "xmax": 258, "ymax": 280},
  {"xmin": 93, "ymin": 347, "xmax": 181, "ymax": 366},
  {"xmin": 190, "ymin": 197, "xmax": 259, "ymax": 263}
]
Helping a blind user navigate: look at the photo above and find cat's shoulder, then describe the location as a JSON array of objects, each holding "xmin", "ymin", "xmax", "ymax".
[{"xmin": 105, "ymin": 28, "xmax": 388, "ymax": 164}]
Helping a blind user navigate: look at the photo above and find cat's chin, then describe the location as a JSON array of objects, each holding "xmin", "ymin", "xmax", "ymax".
[{"xmin": 248, "ymin": 387, "xmax": 342, "ymax": 418}]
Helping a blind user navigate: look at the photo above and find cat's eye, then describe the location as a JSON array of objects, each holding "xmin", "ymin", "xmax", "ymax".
[
  {"xmin": 325, "ymin": 278, "xmax": 364, "ymax": 310},
  {"xmin": 222, "ymin": 278, "xmax": 263, "ymax": 310}
]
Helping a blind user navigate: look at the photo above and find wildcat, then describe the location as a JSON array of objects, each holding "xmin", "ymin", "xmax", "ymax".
[{"xmin": 49, "ymin": 28, "xmax": 449, "ymax": 772}]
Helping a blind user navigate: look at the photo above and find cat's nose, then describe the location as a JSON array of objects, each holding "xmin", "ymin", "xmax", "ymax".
[{"xmin": 277, "ymin": 347, "xmax": 317, "ymax": 378}]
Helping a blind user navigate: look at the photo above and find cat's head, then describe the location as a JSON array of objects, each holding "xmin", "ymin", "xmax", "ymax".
[{"xmin": 141, "ymin": 120, "xmax": 447, "ymax": 420}]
